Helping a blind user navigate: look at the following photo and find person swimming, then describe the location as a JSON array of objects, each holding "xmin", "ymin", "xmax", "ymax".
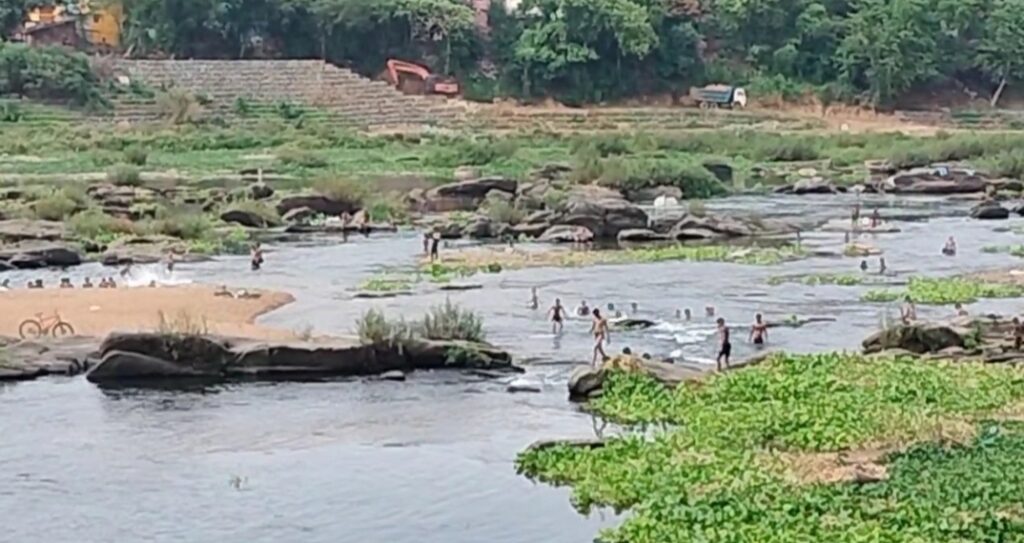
[
  {"xmin": 749, "ymin": 313, "xmax": 768, "ymax": 347},
  {"xmin": 630, "ymin": 302, "xmax": 638, "ymax": 315},
  {"xmin": 548, "ymin": 298, "xmax": 566, "ymax": 334},
  {"xmin": 82, "ymin": 277, "xmax": 94, "ymax": 288},
  {"xmin": 684, "ymin": 308, "xmax": 692, "ymax": 321},
  {"xmin": 705, "ymin": 306, "xmax": 715, "ymax": 318},
  {"xmin": 576, "ymin": 300, "xmax": 590, "ymax": 317},
  {"xmin": 860, "ymin": 260, "xmax": 869, "ymax": 272},
  {"xmin": 716, "ymin": 317, "xmax": 731, "ymax": 371},
  {"xmin": 942, "ymin": 236, "xmax": 957, "ymax": 256},
  {"xmin": 59, "ymin": 278, "xmax": 73, "ymax": 289},
  {"xmin": 955, "ymin": 303, "xmax": 968, "ymax": 317},
  {"xmin": 591, "ymin": 308, "xmax": 610, "ymax": 366}
]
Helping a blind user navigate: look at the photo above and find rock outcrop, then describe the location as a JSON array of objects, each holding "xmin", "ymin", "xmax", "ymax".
[
  {"xmin": 876, "ymin": 167, "xmax": 989, "ymax": 194},
  {"xmin": 558, "ymin": 186, "xmax": 648, "ymax": 239},
  {"xmin": 422, "ymin": 177, "xmax": 518, "ymax": 212},
  {"xmin": 862, "ymin": 316, "xmax": 1024, "ymax": 363},
  {"xmin": 86, "ymin": 332, "xmax": 519, "ymax": 383},
  {"xmin": 0, "ymin": 336, "xmax": 98, "ymax": 381},
  {"xmin": 0, "ymin": 219, "xmax": 65, "ymax": 242},
  {"xmin": 220, "ymin": 209, "xmax": 280, "ymax": 228},
  {"xmin": 539, "ymin": 225, "xmax": 594, "ymax": 243},
  {"xmin": 774, "ymin": 177, "xmax": 842, "ymax": 195},
  {"xmin": 971, "ymin": 201, "xmax": 1010, "ymax": 220},
  {"xmin": 666, "ymin": 212, "xmax": 796, "ymax": 240},
  {"xmin": 276, "ymin": 194, "xmax": 358, "ymax": 217},
  {"xmin": 0, "ymin": 242, "xmax": 82, "ymax": 268}
]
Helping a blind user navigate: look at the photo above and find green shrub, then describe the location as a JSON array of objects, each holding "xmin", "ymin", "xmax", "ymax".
[
  {"xmin": 32, "ymin": 193, "xmax": 78, "ymax": 221},
  {"xmin": 425, "ymin": 138, "xmax": 518, "ymax": 167},
  {"xmin": 356, "ymin": 308, "xmax": 412, "ymax": 346},
  {"xmin": 156, "ymin": 89, "xmax": 202, "ymax": 125},
  {"xmin": 752, "ymin": 136, "xmax": 820, "ymax": 161},
  {"xmin": 484, "ymin": 198, "xmax": 525, "ymax": 225},
  {"xmin": 146, "ymin": 207, "xmax": 212, "ymax": 240},
  {"xmin": 277, "ymin": 147, "xmax": 328, "ymax": 168},
  {"xmin": 420, "ymin": 298, "xmax": 485, "ymax": 342},
  {"xmin": 123, "ymin": 146, "xmax": 149, "ymax": 166},
  {"xmin": 233, "ymin": 97, "xmax": 253, "ymax": 116},
  {"xmin": 365, "ymin": 192, "xmax": 408, "ymax": 223},
  {"xmin": 0, "ymin": 100, "xmax": 23, "ymax": 122},
  {"xmin": 67, "ymin": 209, "xmax": 134, "ymax": 240},
  {"xmin": 599, "ymin": 159, "xmax": 727, "ymax": 199},
  {"xmin": 312, "ymin": 176, "xmax": 366, "ymax": 206},
  {"xmin": 106, "ymin": 164, "xmax": 142, "ymax": 186}
]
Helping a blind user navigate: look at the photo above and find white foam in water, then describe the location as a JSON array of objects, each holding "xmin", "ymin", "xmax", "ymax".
[{"xmin": 121, "ymin": 265, "xmax": 192, "ymax": 288}]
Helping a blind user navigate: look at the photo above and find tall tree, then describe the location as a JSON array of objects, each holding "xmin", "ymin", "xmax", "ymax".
[
  {"xmin": 976, "ymin": 0, "xmax": 1024, "ymax": 106},
  {"xmin": 0, "ymin": 0, "xmax": 26, "ymax": 40},
  {"xmin": 837, "ymin": 0, "xmax": 939, "ymax": 105}
]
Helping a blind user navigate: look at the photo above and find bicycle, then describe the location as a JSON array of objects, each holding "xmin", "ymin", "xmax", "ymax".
[{"xmin": 19, "ymin": 312, "xmax": 75, "ymax": 339}]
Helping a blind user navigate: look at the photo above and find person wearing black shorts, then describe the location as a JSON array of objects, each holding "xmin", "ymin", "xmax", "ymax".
[
  {"xmin": 548, "ymin": 298, "xmax": 566, "ymax": 334},
  {"xmin": 749, "ymin": 313, "xmax": 768, "ymax": 347},
  {"xmin": 716, "ymin": 317, "xmax": 731, "ymax": 371}
]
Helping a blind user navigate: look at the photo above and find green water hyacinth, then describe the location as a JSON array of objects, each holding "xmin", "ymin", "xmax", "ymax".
[
  {"xmin": 517, "ymin": 353, "xmax": 1024, "ymax": 543},
  {"xmin": 862, "ymin": 277, "xmax": 1024, "ymax": 304}
]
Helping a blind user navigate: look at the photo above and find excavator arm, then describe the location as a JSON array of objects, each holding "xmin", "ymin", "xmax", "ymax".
[{"xmin": 385, "ymin": 59, "xmax": 460, "ymax": 96}]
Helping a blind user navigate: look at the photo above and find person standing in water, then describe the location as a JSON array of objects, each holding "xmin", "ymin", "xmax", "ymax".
[
  {"xmin": 422, "ymin": 232, "xmax": 430, "ymax": 255},
  {"xmin": 870, "ymin": 208, "xmax": 881, "ymax": 228},
  {"xmin": 528, "ymin": 287, "xmax": 539, "ymax": 310},
  {"xmin": 901, "ymin": 296, "xmax": 917, "ymax": 324},
  {"xmin": 851, "ymin": 202, "xmax": 861, "ymax": 228},
  {"xmin": 250, "ymin": 243, "xmax": 264, "ymax": 271},
  {"xmin": 716, "ymin": 317, "xmax": 731, "ymax": 371},
  {"xmin": 879, "ymin": 257, "xmax": 887, "ymax": 275},
  {"xmin": 429, "ymin": 232, "xmax": 441, "ymax": 261},
  {"xmin": 590, "ymin": 308, "xmax": 610, "ymax": 366},
  {"xmin": 1014, "ymin": 317, "xmax": 1024, "ymax": 350},
  {"xmin": 548, "ymin": 298, "xmax": 566, "ymax": 334},
  {"xmin": 749, "ymin": 313, "xmax": 768, "ymax": 347}
]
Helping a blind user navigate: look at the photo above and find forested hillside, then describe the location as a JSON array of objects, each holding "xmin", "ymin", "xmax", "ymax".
[{"xmin": 3, "ymin": 0, "xmax": 1024, "ymax": 107}]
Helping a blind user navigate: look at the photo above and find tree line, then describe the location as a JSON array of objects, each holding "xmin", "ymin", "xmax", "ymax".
[{"xmin": 2, "ymin": 0, "xmax": 1024, "ymax": 106}]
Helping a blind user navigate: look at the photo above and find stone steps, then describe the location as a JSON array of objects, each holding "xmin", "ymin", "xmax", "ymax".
[{"xmin": 105, "ymin": 59, "xmax": 466, "ymax": 129}]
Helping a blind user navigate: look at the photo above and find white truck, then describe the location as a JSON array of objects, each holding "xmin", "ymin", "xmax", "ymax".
[{"xmin": 689, "ymin": 85, "xmax": 747, "ymax": 109}]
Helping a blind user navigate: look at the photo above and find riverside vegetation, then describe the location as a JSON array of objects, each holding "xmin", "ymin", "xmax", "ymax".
[
  {"xmin": 517, "ymin": 352, "xmax": 1024, "ymax": 542},
  {"xmin": 862, "ymin": 276, "xmax": 1024, "ymax": 304}
]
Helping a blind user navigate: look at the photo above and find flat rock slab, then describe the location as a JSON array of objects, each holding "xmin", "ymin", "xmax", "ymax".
[{"xmin": 0, "ymin": 336, "xmax": 99, "ymax": 381}]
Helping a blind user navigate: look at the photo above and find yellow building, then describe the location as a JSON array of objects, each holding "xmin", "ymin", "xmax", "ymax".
[{"xmin": 25, "ymin": 1, "xmax": 123, "ymax": 48}]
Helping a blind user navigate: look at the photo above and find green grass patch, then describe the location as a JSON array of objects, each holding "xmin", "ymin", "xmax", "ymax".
[
  {"xmin": 862, "ymin": 276, "xmax": 1024, "ymax": 304},
  {"xmin": 517, "ymin": 353, "xmax": 1024, "ymax": 542},
  {"xmin": 767, "ymin": 273, "xmax": 864, "ymax": 286},
  {"xmin": 358, "ymin": 276, "xmax": 413, "ymax": 293},
  {"xmin": 612, "ymin": 244, "xmax": 805, "ymax": 266}
]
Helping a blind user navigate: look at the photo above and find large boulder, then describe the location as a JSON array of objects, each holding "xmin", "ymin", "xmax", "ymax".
[
  {"xmin": 0, "ymin": 242, "xmax": 82, "ymax": 268},
  {"xmin": 862, "ymin": 322, "xmax": 964, "ymax": 354},
  {"xmin": 568, "ymin": 365, "xmax": 605, "ymax": 400},
  {"xmin": 0, "ymin": 219, "xmax": 65, "ymax": 242},
  {"xmin": 878, "ymin": 167, "xmax": 990, "ymax": 194},
  {"xmin": 560, "ymin": 186, "xmax": 648, "ymax": 239},
  {"xmin": 281, "ymin": 206, "xmax": 318, "ymax": 224},
  {"xmin": 667, "ymin": 212, "xmax": 796, "ymax": 240},
  {"xmin": 220, "ymin": 209, "xmax": 279, "ymax": 228},
  {"xmin": 422, "ymin": 177, "xmax": 518, "ymax": 212},
  {"xmin": 970, "ymin": 201, "xmax": 1010, "ymax": 220},
  {"xmin": 463, "ymin": 216, "xmax": 495, "ymax": 239},
  {"xmin": 86, "ymin": 333, "xmax": 519, "ymax": 383},
  {"xmin": 276, "ymin": 194, "xmax": 358, "ymax": 217},
  {"xmin": 539, "ymin": 225, "xmax": 594, "ymax": 243}
]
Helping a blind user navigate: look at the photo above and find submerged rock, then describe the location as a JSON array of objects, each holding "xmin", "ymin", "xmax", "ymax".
[
  {"xmin": 86, "ymin": 333, "xmax": 520, "ymax": 383},
  {"xmin": 220, "ymin": 209, "xmax": 279, "ymax": 228},
  {"xmin": 276, "ymin": 194, "xmax": 358, "ymax": 217},
  {"xmin": 878, "ymin": 167, "xmax": 989, "ymax": 194},
  {"xmin": 862, "ymin": 322, "xmax": 965, "ymax": 354},
  {"xmin": 617, "ymin": 229, "xmax": 668, "ymax": 242}
]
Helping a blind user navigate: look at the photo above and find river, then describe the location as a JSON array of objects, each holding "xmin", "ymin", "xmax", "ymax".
[{"xmin": 2, "ymin": 194, "xmax": 1023, "ymax": 542}]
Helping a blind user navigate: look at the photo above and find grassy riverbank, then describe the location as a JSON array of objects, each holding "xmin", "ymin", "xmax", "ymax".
[
  {"xmin": 517, "ymin": 353, "xmax": 1024, "ymax": 542},
  {"xmin": 862, "ymin": 276, "xmax": 1024, "ymax": 304},
  {"xmin": 6, "ymin": 123, "xmax": 1024, "ymax": 191}
]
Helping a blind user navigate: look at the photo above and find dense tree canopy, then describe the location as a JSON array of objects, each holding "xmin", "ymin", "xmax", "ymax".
[{"xmin": 7, "ymin": 0, "xmax": 1024, "ymax": 105}]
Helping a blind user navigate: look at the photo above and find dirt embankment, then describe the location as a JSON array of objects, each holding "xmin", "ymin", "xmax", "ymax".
[{"xmin": 0, "ymin": 285, "xmax": 295, "ymax": 339}]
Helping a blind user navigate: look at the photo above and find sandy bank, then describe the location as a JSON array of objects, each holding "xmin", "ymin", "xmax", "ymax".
[{"xmin": 0, "ymin": 285, "xmax": 295, "ymax": 339}]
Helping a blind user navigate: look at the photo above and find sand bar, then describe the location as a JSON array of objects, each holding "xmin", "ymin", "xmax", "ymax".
[{"xmin": 0, "ymin": 285, "xmax": 294, "ymax": 339}]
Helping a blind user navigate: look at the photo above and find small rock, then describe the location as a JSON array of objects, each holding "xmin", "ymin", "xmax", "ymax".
[
  {"xmin": 507, "ymin": 377, "xmax": 542, "ymax": 393},
  {"xmin": 282, "ymin": 206, "xmax": 318, "ymax": 224},
  {"xmin": 617, "ymin": 228, "xmax": 667, "ymax": 242},
  {"xmin": 539, "ymin": 225, "xmax": 594, "ymax": 243},
  {"xmin": 381, "ymin": 370, "xmax": 406, "ymax": 381},
  {"xmin": 970, "ymin": 201, "xmax": 1010, "ymax": 220},
  {"xmin": 248, "ymin": 183, "xmax": 274, "ymax": 200}
]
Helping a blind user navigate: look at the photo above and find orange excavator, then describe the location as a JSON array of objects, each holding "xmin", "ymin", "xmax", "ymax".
[{"xmin": 385, "ymin": 59, "xmax": 460, "ymax": 96}]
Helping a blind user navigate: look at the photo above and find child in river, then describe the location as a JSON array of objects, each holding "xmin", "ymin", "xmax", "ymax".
[{"xmin": 716, "ymin": 318, "xmax": 731, "ymax": 371}]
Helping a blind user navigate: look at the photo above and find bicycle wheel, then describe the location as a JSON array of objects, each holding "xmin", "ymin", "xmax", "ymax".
[
  {"xmin": 51, "ymin": 322, "xmax": 75, "ymax": 338},
  {"xmin": 19, "ymin": 319, "xmax": 42, "ymax": 339}
]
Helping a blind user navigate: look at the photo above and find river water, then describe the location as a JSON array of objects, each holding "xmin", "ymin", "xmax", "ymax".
[{"xmin": 3, "ymin": 194, "xmax": 1024, "ymax": 542}]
